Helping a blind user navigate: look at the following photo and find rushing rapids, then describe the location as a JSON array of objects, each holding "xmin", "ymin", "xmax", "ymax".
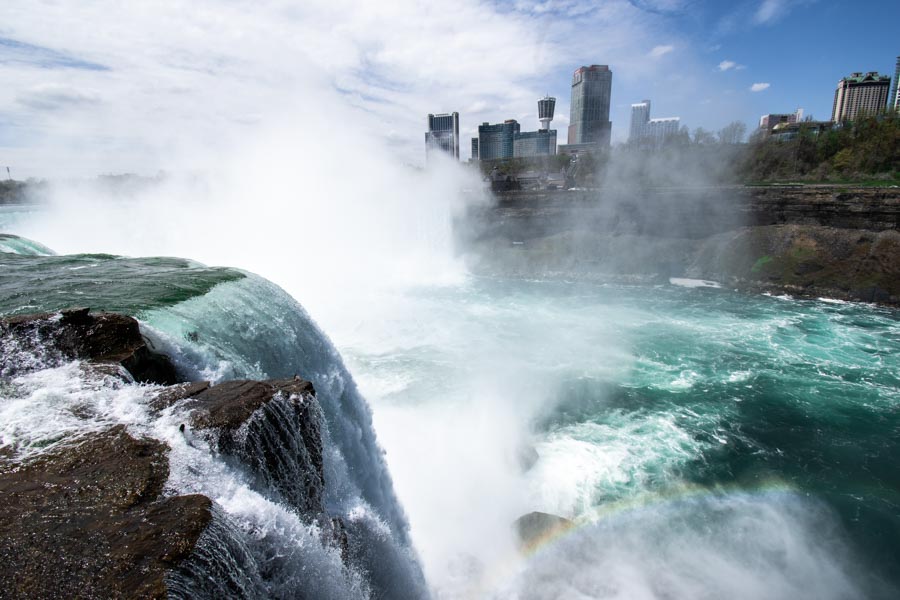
[{"xmin": 2, "ymin": 230, "xmax": 900, "ymax": 599}]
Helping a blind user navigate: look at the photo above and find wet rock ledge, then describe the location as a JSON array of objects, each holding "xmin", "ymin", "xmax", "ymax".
[{"xmin": 0, "ymin": 308, "xmax": 333, "ymax": 599}]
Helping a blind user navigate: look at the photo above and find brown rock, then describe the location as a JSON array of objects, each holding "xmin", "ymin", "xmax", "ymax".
[
  {"xmin": 0, "ymin": 426, "xmax": 212, "ymax": 599},
  {"xmin": 0, "ymin": 308, "xmax": 179, "ymax": 384},
  {"xmin": 187, "ymin": 378, "xmax": 324, "ymax": 516},
  {"xmin": 150, "ymin": 380, "xmax": 211, "ymax": 412}
]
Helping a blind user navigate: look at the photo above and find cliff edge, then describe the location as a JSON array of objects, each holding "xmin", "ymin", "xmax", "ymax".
[{"xmin": 462, "ymin": 186, "xmax": 900, "ymax": 305}]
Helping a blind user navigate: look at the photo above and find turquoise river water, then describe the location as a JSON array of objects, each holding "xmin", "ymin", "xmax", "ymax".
[{"xmin": 1, "ymin": 213, "xmax": 898, "ymax": 598}]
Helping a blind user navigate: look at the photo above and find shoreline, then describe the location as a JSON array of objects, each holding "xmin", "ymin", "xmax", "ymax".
[{"xmin": 462, "ymin": 185, "xmax": 900, "ymax": 307}]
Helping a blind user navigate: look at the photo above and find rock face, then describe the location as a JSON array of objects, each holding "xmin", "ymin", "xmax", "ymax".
[
  {"xmin": 690, "ymin": 225, "xmax": 900, "ymax": 303},
  {"xmin": 0, "ymin": 309, "xmax": 339, "ymax": 598},
  {"xmin": 0, "ymin": 425, "xmax": 212, "ymax": 599},
  {"xmin": 187, "ymin": 378, "xmax": 326, "ymax": 516},
  {"xmin": 0, "ymin": 307, "xmax": 179, "ymax": 383},
  {"xmin": 463, "ymin": 186, "xmax": 900, "ymax": 304}
]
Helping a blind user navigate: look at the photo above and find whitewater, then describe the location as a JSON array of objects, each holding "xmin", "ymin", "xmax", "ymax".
[{"xmin": 3, "ymin": 174, "xmax": 899, "ymax": 600}]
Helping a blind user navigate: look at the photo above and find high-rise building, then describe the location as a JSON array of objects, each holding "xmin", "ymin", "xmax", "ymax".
[
  {"xmin": 425, "ymin": 112, "xmax": 460, "ymax": 161},
  {"xmin": 471, "ymin": 138, "xmax": 479, "ymax": 161},
  {"xmin": 759, "ymin": 109, "xmax": 804, "ymax": 131},
  {"xmin": 513, "ymin": 130, "xmax": 557, "ymax": 158},
  {"xmin": 831, "ymin": 72, "xmax": 891, "ymax": 122},
  {"xmin": 538, "ymin": 96, "xmax": 556, "ymax": 131},
  {"xmin": 629, "ymin": 100, "xmax": 651, "ymax": 141},
  {"xmin": 477, "ymin": 120, "xmax": 520, "ymax": 161},
  {"xmin": 629, "ymin": 99, "xmax": 680, "ymax": 146},
  {"xmin": 567, "ymin": 65, "xmax": 613, "ymax": 147},
  {"xmin": 890, "ymin": 56, "xmax": 900, "ymax": 111}
]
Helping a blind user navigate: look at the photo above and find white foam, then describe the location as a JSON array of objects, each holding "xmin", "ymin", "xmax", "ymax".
[{"xmin": 669, "ymin": 278, "xmax": 722, "ymax": 289}]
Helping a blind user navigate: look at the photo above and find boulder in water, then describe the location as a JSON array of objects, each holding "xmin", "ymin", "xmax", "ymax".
[{"xmin": 514, "ymin": 511, "xmax": 575, "ymax": 550}]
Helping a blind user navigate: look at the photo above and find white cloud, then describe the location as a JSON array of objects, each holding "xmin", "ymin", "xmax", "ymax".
[
  {"xmin": 649, "ymin": 44, "xmax": 674, "ymax": 58},
  {"xmin": 750, "ymin": 82, "xmax": 771, "ymax": 92},
  {"xmin": 754, "ymin": 0, "xmax": 783, "ymax": 24},
  {"xmin": 0, "ymin": 0, "xmax": 744, "ymax": 174},
  {"xmin": 754, "ymin": 0, "xmax": 817, "ymax": 25},
  {"xmin": 718, "ymin": 60, "xmax": 746, "ymax": 71}
]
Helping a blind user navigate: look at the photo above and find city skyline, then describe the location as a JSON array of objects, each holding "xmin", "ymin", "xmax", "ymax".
[{"xmin": 0, "ymin": 1, "xmax": 899, "ymax": 176}]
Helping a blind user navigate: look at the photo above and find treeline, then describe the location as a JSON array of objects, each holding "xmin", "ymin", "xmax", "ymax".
[
  {"xmin": 737, "ymin": 112, "xmax": 900, "ymax": 182},
  {"xmin": 475, "ymin": 113, "xmax": 899, "ymax": 187}
]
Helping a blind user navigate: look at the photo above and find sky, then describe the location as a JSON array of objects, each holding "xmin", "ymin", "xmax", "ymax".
[{"xmin": 0, "ymin": 0, "xmax": 898, "ymax": 176}]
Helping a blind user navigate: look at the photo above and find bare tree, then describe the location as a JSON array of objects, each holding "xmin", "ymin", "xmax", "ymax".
[
  {"xmin": 692, "ymin": 127, "xmax": 717, "ymax": 145},
  {"xmin": 718, "ymin": 121, "xmax": 747, "ymax": 144}
]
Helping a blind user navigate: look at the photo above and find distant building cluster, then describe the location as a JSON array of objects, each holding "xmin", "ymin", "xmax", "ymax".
[
  {"xmin": 425, "ymin": 64, "xmax": 616, "ymax": 164},
  {"xmin": 628, "ymin": 99, "xmax": 680, "ymax": 147},
  {"xmin": 473, "ymin": 97, "xmax": 559, "ymax": 162},
  {"xmin": 428, "ymin": 52, "xmax": 900, "ymax": 163},
  {"xmin": 758, "ymin": 56, "xmax": 899, "ymax": 140}
]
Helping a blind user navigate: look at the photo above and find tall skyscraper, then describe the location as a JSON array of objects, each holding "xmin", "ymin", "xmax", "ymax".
[
  {"xmin": 425, "ymin": 112, "xmax": 460, "ymax": 161},
  {"xmin": 538, "ymin": 96, "xmax": 556, "ymax": 131},
  {"xmin": 890, "ymin": 56, "xmax": 900, "ymax": 111},
  {"xmin": 629, "ymin": 100, "xmax": 651, "ymax": 141},
  {"xmin": 477, "ymin": 120, "xmax": 520, "ymax": 161},
  {"xmin": 567, "ymin": 65, "xmax": 613, "ymax": 147},
  {"xmin": 831, "ymin": 72, "xmax": 891, "ymax": 122},
  {"xmin": 629, "ymin": 99, "xmax": 680, "ymax": 147}
]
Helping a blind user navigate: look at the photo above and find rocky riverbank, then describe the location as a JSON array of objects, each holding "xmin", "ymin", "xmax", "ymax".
[
  {"xmin": 461, "ymin": 186, "xmax": 900, "ymax": 305},
  {"xmin": 0, "ymin": 308, "xmax": 342, "ymax": 598}
]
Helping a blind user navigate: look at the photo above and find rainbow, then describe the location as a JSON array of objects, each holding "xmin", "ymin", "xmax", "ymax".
[
  {"xmin": 519, "ymin": 479, "xmax": 800, "ymax": 558},
  {"xmin": 458, "ymin": 479, "xmax": 805, "ymax": 598}
]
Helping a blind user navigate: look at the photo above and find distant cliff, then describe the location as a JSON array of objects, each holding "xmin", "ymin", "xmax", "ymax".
[{"xmin": 461, "ymin": 186, "xmax": 900, "ymax": 305}]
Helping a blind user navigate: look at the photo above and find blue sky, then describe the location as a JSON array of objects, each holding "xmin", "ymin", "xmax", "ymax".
[
  {"xmin": 521, "ymin": 0, "xmax": 899, "ymax": 144},
  {"xmin": 0, "ymin": 0, "xmax": 897, "ymax": 175}
]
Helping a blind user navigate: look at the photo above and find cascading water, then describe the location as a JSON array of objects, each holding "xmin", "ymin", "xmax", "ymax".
[{"xmin": 0, "ymin": 240, "xmax": 428, "ymax": 599}]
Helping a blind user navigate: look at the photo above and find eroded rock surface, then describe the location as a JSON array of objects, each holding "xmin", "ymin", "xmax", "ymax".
[
  {"xmin": 0, "ymin": 426, "xmax": 211, "ymax": 599},
  {"xmin": 0, "ymin": 307, "xmax": 179, "ymax": 383},
  {"xmin": 1, "ymin": 309, "xmax": 342, "ymax": 598},
  {"xmin": 188, "ymin": 378, "xmax": 325, "ymax": 516}
]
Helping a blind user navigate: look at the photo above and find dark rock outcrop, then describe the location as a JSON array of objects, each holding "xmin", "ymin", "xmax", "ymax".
[
  {"xmin": 187, "ymin": 378, "xmax": 325, "ymax": 517},
  {"xmin": 1, "ymin": 308, "xmax": 343, "ymax": 598},
  {"xmin": 0, "ymin": 425, "xmax": 212, "ymax": 599},
  {"xmin": 0, "ymin": 307, "xmax": 179, "ymax": 383},
  {"xmin": 514, "ymin": 512, "xmax": 574, "ymax": 550}
]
